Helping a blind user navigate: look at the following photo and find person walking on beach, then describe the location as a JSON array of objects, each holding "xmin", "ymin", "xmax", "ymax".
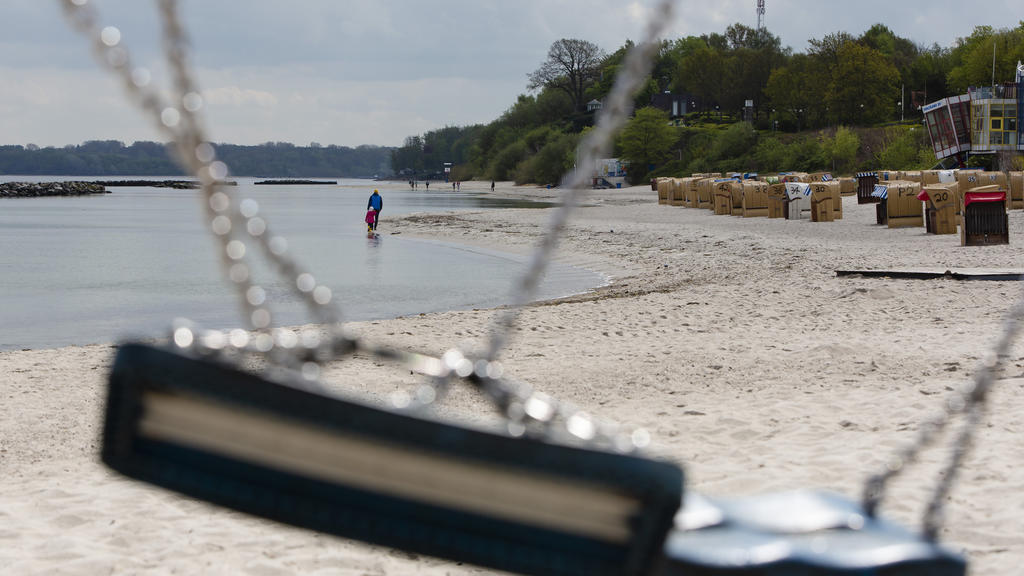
[
  {"xmin": 425, "ymin": 181, "xmax": 429, "ymax": 190},
  {"xmin": 491, "ymin": 180, "xmax": 495, "ymax": 192},
  {"xmin": 367, "ymin": 189, "xmax": 383, "ymax": 230}
]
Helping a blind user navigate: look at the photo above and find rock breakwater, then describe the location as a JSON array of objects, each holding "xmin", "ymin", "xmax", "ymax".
[{"xmin": 0, "ymin": 181, "xmax": 109, "ymax": 198}]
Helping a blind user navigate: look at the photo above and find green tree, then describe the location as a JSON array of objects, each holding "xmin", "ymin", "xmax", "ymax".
[
  {"xmin": 828, "ymin": 42, "xmax": 901, "ymax": 125},
  {"xmin": 765, "ymin": 53, "xmax": 823, "ymax": 130},
  {"xmin": 618, "ymin": 107, "xmax": 677, "ymax": 182},
  {"xmin": 528, "ymin": 38, "xmax": 606, "ymax": 113},
  {"xmin": 875, "ymin": 126, "xmax": 930, "ymax": 170},
  {"xmin": 947, "ymin": 23, "xmax": 1024, "ymax": 91}
]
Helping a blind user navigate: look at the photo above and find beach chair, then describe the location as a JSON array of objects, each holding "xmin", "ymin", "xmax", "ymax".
[
  {"xmin": 767, "ymin": 183, "xmax": 787, "ymax": 218},
  {"xmin": 740, "ymin": 181, "xmax": 769, "ymax": 217},
  {"xmin": 784, "ymin": 182, "xmax": 811, "ymax": 219},
  {"xmin": 1008, "ymin": 172, "xmax": 1023, "ymax": 210},
  {"xmin": 961, "ymin": 187, "xmax": 1009, "ymax": 246},
  {"xmin": 886, "ymin": 181, "xmax": 924, "ymax": 229},
  {"xmin": 669, "ymin": 178, "xmax": 687, "ymax": 207},
  {"xmin": 657, "ymin": 178, "xmax": 671, "ymax": 205},
  {"xmin": 921, "ymin": 185, "xmax": 958, "ymax": 235},
  {"xmin": 810, "ymin": 183, "xmax": 835, "ymax": 222},
  {"xmin": 856, "ymin": 172, "xmax": 879, "ymax": 205},
  {"xmin": 713, "ymin": 180, "xmax": 737, "ymax": 215},
  {"xmin": 872, "ymin": 185, "xmax": 889, "ymax": 224}
]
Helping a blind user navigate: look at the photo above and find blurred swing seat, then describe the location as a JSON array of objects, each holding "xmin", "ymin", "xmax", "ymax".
[
  {"xmin": 102, "ymin": 343, "xmax": 967, "ymax": 576},
  {"xmin": 662, "ymin": 491, "xmax": 965, "ymax": 575},
  {"xmin": 102, "ymin": 343, "xmax": 683, "ymax": 576}
]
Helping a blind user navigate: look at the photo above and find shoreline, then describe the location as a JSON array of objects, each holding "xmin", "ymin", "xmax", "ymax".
[{"xmin": 3, "ymin": 182, "xmax": 1024, "ymax": 574}]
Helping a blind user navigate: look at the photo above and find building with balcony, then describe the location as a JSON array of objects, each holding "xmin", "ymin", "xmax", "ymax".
[{"xmin": 922, "ymin": 61, "xmax": 1024, "ymax": 166}]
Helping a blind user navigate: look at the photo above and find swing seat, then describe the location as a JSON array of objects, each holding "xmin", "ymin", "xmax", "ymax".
[
  {"xmin": 662, "ymin": 490, "xmax": 966, "ymax": 575},
  {"xmin": 102, "ymin": 343, "xmax": 683, "ymax": 576},
  {"xmin": 102, "ymin": 344, "xmax": 967, "ymax": 576}
]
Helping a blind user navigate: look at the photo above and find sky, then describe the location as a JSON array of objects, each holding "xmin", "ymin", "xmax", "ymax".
[{"xmin": 0, "ymin": 0, "xmax": 1019, "ymax": 148}]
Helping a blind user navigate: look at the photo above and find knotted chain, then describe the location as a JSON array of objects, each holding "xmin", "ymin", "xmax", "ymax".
[{"xmin": 60, "ymin": 0, "xmax": 674, "ymax": 452}]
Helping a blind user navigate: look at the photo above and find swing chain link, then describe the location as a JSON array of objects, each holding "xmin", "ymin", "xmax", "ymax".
[
  {"xmin": 59, "ymin": 0, "xmax": 674, "ymax": 453},
  {"xmin": 62, "ymin": 0, "xmax": 1017, "ymax": 539}
]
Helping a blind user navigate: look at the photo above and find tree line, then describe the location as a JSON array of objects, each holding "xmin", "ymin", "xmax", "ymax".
[
  {"xmin": 392, "ymin": 21, "xmax": 1024, "ymax": 184},
  {"xmin": 0, "ymin": 140, "xmax": 392, "ymax": 178}
]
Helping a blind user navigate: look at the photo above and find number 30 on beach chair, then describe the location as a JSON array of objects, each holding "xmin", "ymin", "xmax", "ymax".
[{"xmin": 102, "ymin": 343, "xmax": 966, "ymax": 576}]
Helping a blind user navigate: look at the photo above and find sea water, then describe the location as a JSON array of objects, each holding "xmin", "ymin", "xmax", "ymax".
[{"xmin": 0, "ymin": 177, "xmax": 604, "ymax": 350}]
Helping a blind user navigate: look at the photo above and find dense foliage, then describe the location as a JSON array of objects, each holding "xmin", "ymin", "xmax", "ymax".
[
  {"xmin": 392, "ymin": 21, "xmax": 1024, "ymax": 183},
  {"xmin": 0, "ymin": 140, "xmax": 392, "ymax": 177}
]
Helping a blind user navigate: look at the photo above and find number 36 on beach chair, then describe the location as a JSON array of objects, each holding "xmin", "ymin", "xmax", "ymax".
[{"xmin": 102, "ymin": 343, "xmax": 966, "ymax": 576}]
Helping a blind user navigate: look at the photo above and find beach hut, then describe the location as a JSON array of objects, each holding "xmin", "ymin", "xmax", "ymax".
[
  {"xmin": 740, "ymin": 181, "xmax": 769, "ymax": 217},
  {"xmin": 886, "ymin": 180, "xmax": 925, "ymax": 228},
  {"xmin": 920, "ymin": 185, "xmax": 958, "ymax": 235},
  {"xmin": 961, "ymin": 186, "xmax": 1009, "ymax": 246},
  {"xmin": 784, "ymin": 182, "xmax": 812, "ymax": 219}
]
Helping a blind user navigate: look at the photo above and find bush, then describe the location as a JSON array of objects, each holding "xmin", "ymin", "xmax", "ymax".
[
  {"xmin": 514, "ymin": 132, "xmax": 578, "ymax": 185},
  {"xmin": 875, "ymin": 127, "xmax": 930, "ymax": 170},
  {"xmin": 486, "ymin": 140, "xmax": 528, "ymax": 181}
]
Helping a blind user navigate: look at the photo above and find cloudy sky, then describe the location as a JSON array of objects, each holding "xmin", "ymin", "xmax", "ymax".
[{"xmin": 0, "ymin": 0, "xmax": 1018, "ymax": 148}]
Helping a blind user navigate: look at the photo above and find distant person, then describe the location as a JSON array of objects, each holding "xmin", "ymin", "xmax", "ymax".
[
  {"xmin": 365, "ymin": 208, "xmax": 377, "ymax": 234},
  {"xmin": 452, "ymin": 182, "xmax": 456, "ymax": 190},
  {"xmin": 456, "ymin": 181, "xmax": 461, "ymax": 191},
  {"xmin": 491, "ymin": 180, "xmax": 495, "ymax": 192},
  {"xmin": 425, "ymin": 181, "xmax": 429, "ymax": 190},
  {"xmin": 367, "ymin": 189, "xmax": 383, "ymax": 230},
  {"xmin": 409, "ymin": 180, "xmax": 414, "ymax": 190}
]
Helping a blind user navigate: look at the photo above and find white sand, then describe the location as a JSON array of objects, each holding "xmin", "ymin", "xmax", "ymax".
[{"xmin": 2, "ymin": 182, "xmax": 1023, "ymax": 575}]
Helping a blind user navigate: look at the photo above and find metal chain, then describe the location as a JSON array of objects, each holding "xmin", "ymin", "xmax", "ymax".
[
  {"xmin": 60, "ymin": 0, "xmax": 1021, "ymax": 539},
  {"xmin": 863, "ymin": 293, "xmax": 1024, "ymax": 539},
  {"xmin": 60, "ymin": 0, "xmax": 674, "ymax": 453}
]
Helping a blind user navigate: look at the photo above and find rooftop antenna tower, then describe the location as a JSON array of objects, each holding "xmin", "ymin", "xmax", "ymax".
[{"xmin": 756, "ymin": 0, "xmax": 765, "ymax": 33}]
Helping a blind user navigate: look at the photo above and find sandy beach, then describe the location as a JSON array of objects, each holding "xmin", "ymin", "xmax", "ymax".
[{"xmin": 2, "ymin": 181, "xmax": 1023, "ymax": 575}]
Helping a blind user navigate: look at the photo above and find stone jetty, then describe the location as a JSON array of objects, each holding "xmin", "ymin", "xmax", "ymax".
[
  {"xmin": 94, "ymin": 179, "xmax": 238, "ymax": 188},
  {"xmin": 254, "ymin": 179, "xmax": 337, "ymax": 185},
  {"xmin": 0, "ymin": 181, "xmax": 109, "ymax": 198}
]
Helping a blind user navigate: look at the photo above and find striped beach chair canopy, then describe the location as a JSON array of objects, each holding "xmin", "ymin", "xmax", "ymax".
[
  {"xmin": 872, "ymin": 185, "xmax": 888, "ymax": 200},
  {"xmin": 784, "ymin": 182, "xmax": 811, "ymax": 200}
]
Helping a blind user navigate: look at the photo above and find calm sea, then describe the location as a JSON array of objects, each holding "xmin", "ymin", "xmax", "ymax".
[{"xmin": 0, "ymin": 177, "xmax": 604, "ymax": 350}]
